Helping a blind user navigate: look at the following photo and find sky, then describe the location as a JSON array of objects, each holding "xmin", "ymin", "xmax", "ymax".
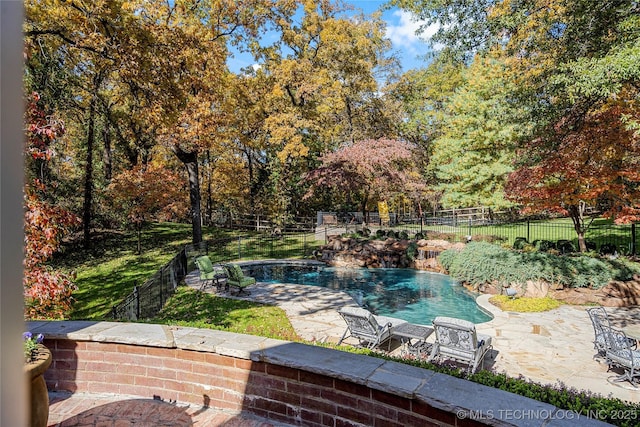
[{"xmin": 227, "ymin": 0, "xmax": 435, "ymax": 74}]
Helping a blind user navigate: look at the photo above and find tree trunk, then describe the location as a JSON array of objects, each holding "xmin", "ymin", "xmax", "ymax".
[
  {"xmin": 103, "ymin": 121, "xmax": 112, "ymax": 182},
  {"xmin": 137, "ymin": 223, "xmax": 142, "ymax": 255},
  {"xmin": 82, "ymin": 92, "xmax": 97, "ymax": 249},
  {"xmin": 568, "ymin": 203, "xmax": 588, "ymax": 252},
  {"xmin": 173, "ymin": 146, "xmax": 202, "ymax": 244}
]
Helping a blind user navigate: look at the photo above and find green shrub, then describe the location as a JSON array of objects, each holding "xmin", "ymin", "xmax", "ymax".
[
  {"xmin": 375, "ymin": 229, "xmax": 386, "ymax": 238},
  {"xmin": 406, "ymin": 241, "xmax": 418, "ymax": 261},
  {"xmin": 439, "ymin": 242, "xmax": 640, "ymax": 290},
  {"xmin": 533, "ymin": 239, "xmax": 556, "ymax": 252},
  {"xmin": 513, "ymin": 237, "xmax": 529, "ymax": 250},
  {"xmin": 414, "ymin": 232, "xmax": 425, "ymax": 240},
  {"xmin": 556, "ymin": 240, "xmax": 576, "ymax": 254}
]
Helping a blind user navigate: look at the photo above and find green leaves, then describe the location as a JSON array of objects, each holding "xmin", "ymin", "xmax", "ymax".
[{"xmin": 440, "ymin": 242, "xmax": 640, "ymax": 290}]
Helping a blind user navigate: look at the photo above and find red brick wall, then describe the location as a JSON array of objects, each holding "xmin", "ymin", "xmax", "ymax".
[{"xmin": 44, "ymin": 338, "xmax": 481, "ymax": 427}]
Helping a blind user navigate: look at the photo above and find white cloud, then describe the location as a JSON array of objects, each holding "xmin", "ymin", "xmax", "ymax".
[{"xmin": 385, "ymin": 10, "xmax": 438, "ymax": 52}]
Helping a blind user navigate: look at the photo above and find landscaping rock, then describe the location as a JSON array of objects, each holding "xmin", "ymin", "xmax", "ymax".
[{"xmin": 550, "ymin": 277, "xmax": 640, "ymax": 307}]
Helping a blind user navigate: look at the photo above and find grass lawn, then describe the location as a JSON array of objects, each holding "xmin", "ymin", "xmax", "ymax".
[
  {"xmin": 152, "ymin": 286, "xmax": 299, "ymax": 341},
  {"xmin": 52, "ymin": 221, "xmax": 302, "ymax": 340}
]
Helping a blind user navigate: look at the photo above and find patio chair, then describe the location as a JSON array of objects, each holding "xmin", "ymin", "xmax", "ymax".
[
  {"xmin": 337, "ymin": 306, "xmax": 407, "ymax": 351},
  {"xmin": 601, "ymin": 325, "xmax": 640, "ymax": 386},
  {"xmin": 194, "ymin": 255, "xmax": 227, "ymax": 291},
  {"xmin": 428, "ymin": 316, "xmax": 493, "ymax": 374},
  {"xmin": 222, "ymin": 264, "xmax": 256, "ymax": 296},
  {"xmin": 586, "ymin": 307, "xmax": 636, "ymax": 358}
]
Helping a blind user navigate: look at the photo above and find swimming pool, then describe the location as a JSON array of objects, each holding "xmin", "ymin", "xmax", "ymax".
[{"xmin": 243, "ymin": 262, "xmax": 492, "ymax": 324}]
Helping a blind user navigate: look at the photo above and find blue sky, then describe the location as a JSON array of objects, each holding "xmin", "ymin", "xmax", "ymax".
[{"xmin": 227, "ymin": 1, "xmax": 434, "ymax": 73}]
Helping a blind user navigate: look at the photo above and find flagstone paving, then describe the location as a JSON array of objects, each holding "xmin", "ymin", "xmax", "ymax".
[
  {"xmin": 186, "ymin": 267, "xmax": 640, "ymax": 403},
  {"xmin": 47, "ymin": 265, "xmax": 640, "ymax": 426}
]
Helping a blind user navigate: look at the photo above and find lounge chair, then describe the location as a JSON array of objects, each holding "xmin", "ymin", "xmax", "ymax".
[
  {"xmin": 601, "ymin": 325, "xmax": 640, "ymax": 385},
  {"xmin": 222, "ymin": 264, "xmax": 256, "ymax": 296},
  {"xmin": 428, "ymin": 316, "xmax": 492, "ymax": 374},
  {"xmin": 194, "ymin": 255, "xmax": 227, "ymax": 291},
  {"xmin": 586, "ymin": 307, "xmax": 636, "ymax": 358},
  {"xmin": 337, "ymin": 306, "xmax": 407, "ymax": 351}
]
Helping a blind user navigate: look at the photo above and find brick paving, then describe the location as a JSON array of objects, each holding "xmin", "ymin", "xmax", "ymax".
[{"xmin": 47, "ymin": 391, "xmax": 291, "ymax": 427}]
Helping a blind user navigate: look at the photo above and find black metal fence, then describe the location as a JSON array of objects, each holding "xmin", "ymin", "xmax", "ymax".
[
  {"xmin": 111, "ymin": 232, "xmax": 321, "ymax": 321},
  {"xmin": 111, "ymin": 215, "xmax": 638, "ymax": 321},
  {"xmin": 111, "ymin": 248, "xmax": 188, "ymax": 321},
  {"xmin": 316, "ymin": 214, "xmax": 640, "ymax": 256}
]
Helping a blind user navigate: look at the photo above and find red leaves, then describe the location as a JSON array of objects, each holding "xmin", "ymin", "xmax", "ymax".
[
  {"xmin": 24, "ymin": 92, "xmax": 79, "ymax": 320},
  {"xmin": 506, "ymin": 102, "xmax": 640, "ymax": 222},
  {"xmin": 106, "ymin": 164, "xmax": 188, "ymax": 226},
  {"xmin": 304, "ymin": 138, "xmax": 425, "ymax": 201}
]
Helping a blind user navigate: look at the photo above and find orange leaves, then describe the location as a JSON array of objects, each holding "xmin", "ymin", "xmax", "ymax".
[
  {"xmin": 106, "ymin": 164, "xmax": 188, "ymax": 226},
  {"xmin": 24, "ymin": 92, "xmax": 79, "ymax": 319},
  {"xmin": 506, "ymin": 101, "xmax": 640, "ymax": 222}
]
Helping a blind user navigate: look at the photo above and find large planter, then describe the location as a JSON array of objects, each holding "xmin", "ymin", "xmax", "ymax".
[{"xmin": 24, "ymin": 344, "xmax": 51, "ymax": 427}]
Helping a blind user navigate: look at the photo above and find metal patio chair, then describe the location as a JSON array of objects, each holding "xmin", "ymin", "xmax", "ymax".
[
  {"xmin": 428, "ymin": 316, "xmax": 493, "ymax": 374},
  {"xmin": 337, "ymin": 306, "xmax": 407, "ymax": 351}
]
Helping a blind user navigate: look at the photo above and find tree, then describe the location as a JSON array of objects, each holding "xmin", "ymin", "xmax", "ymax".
[
  {"xmin": 107, "ymin": 164, "xmax": 188, "ymax": 254},
  {"xmin": 430, "ymin": 54, "xmax": 521, "ymax": 209},
  {"xmin": 257, "ymin": 1, "xmax": 401, "ymax": 219},
  {"xmin": 506, "ymin": 101, "xmax": 640, "ymax": 251},
  {"xmin": 303, "ymin": 138, "xmax": 426, "ymax": 222},
  {"xmin": 24, "ymin": 92, "xmax": 80, "ymax": 319}
]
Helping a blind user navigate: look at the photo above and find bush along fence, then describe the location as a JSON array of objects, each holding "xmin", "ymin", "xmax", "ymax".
[
  {"xmin": 111, "ymin": 220, "xmax": 637, "ymax": 321},
  {"xmin": 333, "ymin": 218, "xmax": 639, "ymax": 257},
  {"xmin": 111, "ymin": 232, "xmax": 322, "ymax": 321}
]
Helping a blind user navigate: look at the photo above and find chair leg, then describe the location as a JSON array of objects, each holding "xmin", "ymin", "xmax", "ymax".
[{"xmin": 337, "ymin": 329, "xmax": 350, "ymax": 346}]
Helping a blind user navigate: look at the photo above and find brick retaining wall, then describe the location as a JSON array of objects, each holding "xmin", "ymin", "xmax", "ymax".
[{"xmin": 29, "ymin": 321, "xmax": 609, "ymax": 427}]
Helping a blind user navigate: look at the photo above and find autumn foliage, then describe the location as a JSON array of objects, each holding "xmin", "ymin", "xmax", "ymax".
[
  {"xmin": 506, "ymin": 101, "xmax": 640, "ymax": 250},
  {"xmin": 107, "ymin": 164, "xmax": 188, "ymax": 252},
  {"xmin": 304, "ymin": 138, "xmax": 426, "ymax": 218},
  {"xmin": 24, "ymin": 93, "xmax": 80, "ymax": 319}
]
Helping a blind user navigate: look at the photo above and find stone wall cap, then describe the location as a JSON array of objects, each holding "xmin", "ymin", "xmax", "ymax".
[{"xmin": 261, "ymin": 342, "xmax": 385, "ymax": 385}]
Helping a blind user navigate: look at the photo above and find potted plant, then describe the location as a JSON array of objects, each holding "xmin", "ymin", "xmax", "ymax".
[{"xmin": 23, "ymin": 332, "xmax": 51, "ymax": 427}]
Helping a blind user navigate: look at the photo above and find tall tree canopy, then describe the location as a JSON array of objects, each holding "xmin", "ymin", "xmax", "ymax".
[
  {"xmin": 393, "ymin": 0, "xmax": 640, "ymax": 244},
  {"xmin": 430, "ymin": 54, "xmax": 521, "ymax": 209}
]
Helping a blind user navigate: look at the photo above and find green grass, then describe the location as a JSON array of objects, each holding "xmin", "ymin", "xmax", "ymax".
[
  {"xmin": 53, "ymin": 222, "xmax": 320, "ymax": 319},
  {"xmin": 151, "ymin": 286, "xmax": 300, "ymax": 340},
  {"xmin": 54, "ymin": 223, "xmax": 194, "ymax": 319}
]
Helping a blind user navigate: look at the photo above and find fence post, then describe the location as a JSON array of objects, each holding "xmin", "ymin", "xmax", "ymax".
[
  {"xmin": 159, "ymin": 267, "xmax": 164, "ymax": 307},
  {"xmin": 632, "ymin": 223, "xmax": 637, "ymax": 256},
  {"xmin": 134, "ymin": 286, "xmax": 140, "ymax": 320},
  {"xmin": 527, "ymin": 220, "xmax": 531, "ymax": 243},
  {"xmin": 237, "ymin": 236, "xmax": 242, "ymax": 260},
  {"xmin": 468, "ymin": 218, "xmax": 472, "ymax": 238}
]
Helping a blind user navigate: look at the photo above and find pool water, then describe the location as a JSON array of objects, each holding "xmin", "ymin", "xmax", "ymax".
[{"xmin": 244, "ymin": 263, "xmax": 492, "ymax": 324}]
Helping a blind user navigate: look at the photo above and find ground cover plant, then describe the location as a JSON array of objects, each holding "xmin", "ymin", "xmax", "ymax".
[
  {"xmin": 439, "ymin": 241, "xmax": 640, "ymax": 291},
  {"xmin": 489, "ymin": 295, "xmax": 563, "ymax": 312}
]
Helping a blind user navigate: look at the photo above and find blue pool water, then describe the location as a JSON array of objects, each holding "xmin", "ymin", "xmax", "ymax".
[{"xmin": 244, "ymin": 263, "xmax": 492, "ymax": 324}]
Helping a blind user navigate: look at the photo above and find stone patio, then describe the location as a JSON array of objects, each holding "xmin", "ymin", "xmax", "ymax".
[{"xmin": 186, "ymin": 265, "xmax": 640, "ymax": 403}]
